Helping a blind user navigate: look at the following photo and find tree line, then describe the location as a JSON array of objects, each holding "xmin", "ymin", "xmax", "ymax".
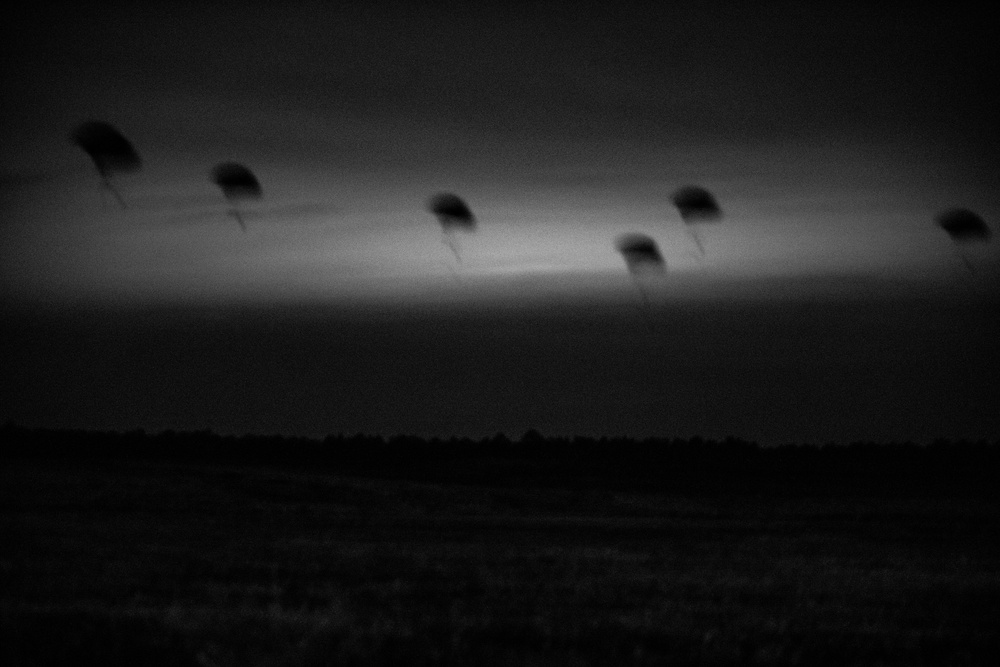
[{"xmin": 3, "ymin": 423, "xmax": 998, "ymax": 497}]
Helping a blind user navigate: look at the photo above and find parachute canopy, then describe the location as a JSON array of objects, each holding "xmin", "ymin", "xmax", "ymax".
[
  {"xmin": 71, "ymin": 121, "xmax": 142, "ymax": 177},
  {"xmin": 616, "ymin": 233, "xmax": 665, "ymax": 275},
  {"xmin": 671, "ymin": 185, "xmax": 722, "ymax": 223},
  {"xmin": 211, "ymin": 163, "xmax": 263, "ymax": 202},
  {"xmin": 936, "ymin": 208, "xmax": 991, "ymax": 243},
  {"xmin": 428, "ymin": 192, "xmax": 475, "ymax": 232}
]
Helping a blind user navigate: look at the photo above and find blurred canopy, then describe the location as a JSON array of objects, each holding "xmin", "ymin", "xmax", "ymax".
[
  {"xmin": 211, "ymin": 163, "xmax": 263, "ymax": 201},
  {"xmin": 936, "ymin": 209, "xmax": 991, "ymax": 243},
  {"xmin": 71, "ymin": 121, "xmax": 142, "ymax": 177},
  {"xmin": 428, "ymin": 192, "xmax": 476, "ymax": 232},
  {"xmin": 671, "ymin": 185, "xmax": 722, "ymax": 223},
  {"xmin": 616, "ymin": 233, "xmax": 666, "ymax": 275}
]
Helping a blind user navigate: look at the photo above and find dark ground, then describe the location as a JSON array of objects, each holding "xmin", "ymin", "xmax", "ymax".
[
  {"xmin": 2, "ymin": 434, "xmax": 999, "ymax": 665},
  {"xmin": 3, "ymin": 295, "xmax": 998, "ymax": 445}
]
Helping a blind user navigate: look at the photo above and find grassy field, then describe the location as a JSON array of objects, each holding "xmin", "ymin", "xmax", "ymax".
[{"xmin": 2, "ymin": 459, "xmax": 999, "ymax": 665}]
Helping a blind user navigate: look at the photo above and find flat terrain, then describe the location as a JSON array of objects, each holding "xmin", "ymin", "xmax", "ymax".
[{"xmin": 3, "ymin": 459, "xmax": 999, "ymax": 665}]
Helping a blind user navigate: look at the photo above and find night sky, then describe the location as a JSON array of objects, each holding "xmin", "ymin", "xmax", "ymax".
[{"xmin": 2, "ymin": 1, "xmax": 997, "ymax": 444}]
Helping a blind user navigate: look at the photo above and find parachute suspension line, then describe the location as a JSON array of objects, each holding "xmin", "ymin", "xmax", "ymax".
[
  {"xmin": 437, "ymin": 229, "xmax": 465, "ymax": 284},
  {"xmin": 686, "ymin": 225, "xmax": 705, "ymax": 257},
  {"xmin": 229, "ymin": 208, "xmax": 247, "ymax": 233},
  {"xmin": 633, "ymin": 282, "xmax": 656, "ymax": 333},
  {"xmin": 951, "ymin": 247, "xmax": 987, "ymax": 301},
  {"xmin": 953, "ymin": 247, "xmax": 976, "ymax": 276},
  {"xmin": 101, "ymin": 175, "xmax": 128, "ymax": 209},
  {"xmin": 442, "ymin": 232, "xmax": 463, "ymax": 264}
]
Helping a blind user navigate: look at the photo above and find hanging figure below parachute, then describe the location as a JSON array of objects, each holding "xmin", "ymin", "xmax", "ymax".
[
  {"xmin": 615, "ymin": 233, "xmax": 666, "ymax": 331},
  {"xmin": 671, "ymin": 185, "xmax": 722, "ymax": 257},
  {"xmin": 71, "ymin": 121, "xmax": 142, "ymax": 209},
  {"xmin": 428, "ymin": 192, "xmax": 476, "ymax": 263},
  {"xmin": 211, "ymin": 162, "xmax": 263, "ymax": 232}
]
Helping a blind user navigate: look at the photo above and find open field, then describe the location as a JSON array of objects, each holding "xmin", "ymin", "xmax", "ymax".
[{"xmin": 3, "ymin": 457, "xmax": 999, "ymax": 666}]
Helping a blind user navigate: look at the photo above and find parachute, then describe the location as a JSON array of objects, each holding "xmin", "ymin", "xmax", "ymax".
[
  {"xmin": 616, "ymin": 233, "xmax": 665, "ymax": 330},
  {"xmin": 428, "ymin": 192, "xmax": 476, "ymax": 263},
  {"xmin": 617, "ymin": 233, "xmax": 666, "ymax": 276},
  {"xmin": 71, "ymin": 121, "xmax": 142, "ymax": 208},
  {"xmin": 671, "ymin": 185, "xmax": 722, "ymax": 256},
  {"xmin": 937, "ymin": 208, "xmax": 990, "ymax": 243},
  {"xmin": 936, "ymin": 208, "xmax": 991, "ymax": 274},
  {"xmin": 211, "ymin": 162, "xmax": 263, "ymax": 232}
]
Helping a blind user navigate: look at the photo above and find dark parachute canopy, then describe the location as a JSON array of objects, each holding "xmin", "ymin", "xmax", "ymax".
[
  {"xmin": 211, "ymin": 162, "xmax": 263, "ymax": 231},
  {"xmin": 671, "ymin": 185, "xmax": 722, "ymax": 223},
  {"xmin": 428, "ymin": 192, "xmax": 476, "ymax": 262},
  {"xmin": 212, "ymin": 162, "xmax": 262, "ymax": 201},
  {"xmin": 616, "ymin": 233, "xmax": 666, "ymax": 275},
  {"xmin": 428, "ymin": 192, "xmax": 476, "ymax": 232},
  {"xmin": 72, "ymin": 121, "xmax": 142, "ymax": 177},
  {"xmin": 71, "ymin": 121, "xmax": 142, "ymax": 208},
  {"xmin": 936, "ymin": 208, "xmax": 991, "ymax": 243}
]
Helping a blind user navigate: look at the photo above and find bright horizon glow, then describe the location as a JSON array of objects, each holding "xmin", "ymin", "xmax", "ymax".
[
  {"xmin": 3, "ymin": 144, "xmax": 997, "ymax": 308},
  {"xmin": 2, "ymin": 1, "xmax": 997, "ymax": 311}
]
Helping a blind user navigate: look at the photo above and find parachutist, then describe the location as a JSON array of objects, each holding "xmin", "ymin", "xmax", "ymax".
[
  {"xmin": 72, "ymin": 121, "xmax": 142, "ymax": 208},
  {"xmin": 936, "ymin": 208, "xmax": 991, "ymax": 275},
  {"xmin": 428, "ymin": 192, "xmax": 476, "ymax": 263},
  {"xmin": 671, "ymin": 185, "xmax": 722, "ymax": 257},
  {"xmin": 616, "ymin": 233, "xmax": 666, "ymax": 331},
  {"xmin": 212, "ymin": 163, "xmax": 262, "ymax": 231}
]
